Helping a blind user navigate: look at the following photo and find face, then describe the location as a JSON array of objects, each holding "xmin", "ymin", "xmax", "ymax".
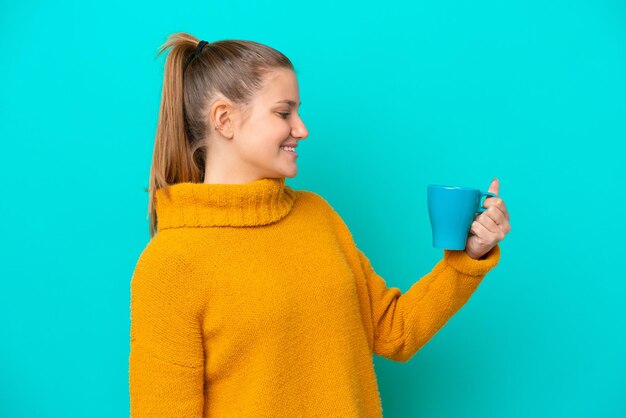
[{"xmin": 207, "ymin": 68, "xmax": 308, "ymax": 183}]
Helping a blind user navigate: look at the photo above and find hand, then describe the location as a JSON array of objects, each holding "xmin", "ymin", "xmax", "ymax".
[{"xmin": 465, "ymin": 178, "xmax": 511, "ymax": 260}]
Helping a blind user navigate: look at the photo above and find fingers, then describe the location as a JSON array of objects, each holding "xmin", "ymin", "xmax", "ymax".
[
  {"xmin": 470, "ymin": 218, "xmax": 492, "ymax": 240},
  {"xmin": 483, "ymin": 197, "xmax": 510, "ymax": 222},
  {"xmin": 475, "ymin": 206, "xmax": 510, "ymax": 239},
  {"xmin": 476, "ymin": 210, "xmax": 500, "ymax": 234}
]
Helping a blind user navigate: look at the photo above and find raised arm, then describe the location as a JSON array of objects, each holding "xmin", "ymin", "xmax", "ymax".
[{"xmin": 323, "ymin": 198, "xmax": 500, "ymax": 363}]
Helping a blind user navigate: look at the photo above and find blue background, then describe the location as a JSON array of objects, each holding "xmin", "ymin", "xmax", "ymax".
[{"xmin": 1, "ymin": 0, "xmax": 625, "ymax": 416}]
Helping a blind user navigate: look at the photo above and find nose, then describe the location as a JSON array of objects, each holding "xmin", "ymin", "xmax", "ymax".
[{"xmin": 292, "ymin": 114, "xmax": 309, "ymax": 141}]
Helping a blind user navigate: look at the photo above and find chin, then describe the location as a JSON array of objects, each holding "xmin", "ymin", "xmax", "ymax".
[{"xmin": 281, "ymin": 167, "xmax": 298, "ymax": 178}]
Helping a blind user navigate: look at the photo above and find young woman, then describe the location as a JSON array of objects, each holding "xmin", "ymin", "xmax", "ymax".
[{"xmin": 129, "ymin": 32, "xmax": 511, "ymax": 417}]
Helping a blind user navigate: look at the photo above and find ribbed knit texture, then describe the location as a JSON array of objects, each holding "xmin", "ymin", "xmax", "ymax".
[{"xmin": 129, "ymin": 177, "xmax": 501, "ymax": 417}]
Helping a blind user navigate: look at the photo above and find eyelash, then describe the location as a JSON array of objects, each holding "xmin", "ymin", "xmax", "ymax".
[{"xmin": 279, "ymin": 112, "xmax": 302, "ymax": 120}]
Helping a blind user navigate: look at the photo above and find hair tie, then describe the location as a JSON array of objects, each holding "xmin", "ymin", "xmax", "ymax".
[
  {"xmin": 195, "ymin": 40, "xmax": 209, "ymax": 53},
  {"xmin": 184, "ymin": 40, "xmax": 209, "ymax": 71}
]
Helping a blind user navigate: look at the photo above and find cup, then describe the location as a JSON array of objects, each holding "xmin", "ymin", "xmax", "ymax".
[{"xmin": 427, "ymin": 184, "xmax": 496, "ymax": 250}]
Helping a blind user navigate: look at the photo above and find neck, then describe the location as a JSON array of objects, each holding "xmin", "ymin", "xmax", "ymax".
[
  {"xmin": 203, "ymin": 166, "xmax": 262, "ymax": 185},
  {"xmin": 202, "ymin": 144, "xmax": 263, "ymax": 185}
]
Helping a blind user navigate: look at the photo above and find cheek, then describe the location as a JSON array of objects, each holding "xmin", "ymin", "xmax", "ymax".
[
  {"xmin": 247, "ymin": 136, "xmax": 281, "ymax": 157},
  {"xmin": 274, "ymin": 121, "xmax": 291, "ymax": 137},
  {"xmin": 268, "ymin": 126, "xmax": 291, "ymax": 149}
]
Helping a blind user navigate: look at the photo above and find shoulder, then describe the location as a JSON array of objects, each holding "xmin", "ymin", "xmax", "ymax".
[
  {"xmin": 294, "ymin": 189, "xmax": 341, "ymax": 219},
  {"xmin": 131, "ymin": 231, "xmax": 195, "ymax": 288},
  {"xmin": 130, "ymin": 233, "xmax": 205, "ymax": 327},
  {"xmin": 293, "ymin": 189, "xmax": 353, "ymax": 236},
  {"xmin": 294, "ymin": 189, "xmax": 329, "ymax": 207}
]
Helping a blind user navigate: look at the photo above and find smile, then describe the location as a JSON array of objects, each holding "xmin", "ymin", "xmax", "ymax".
[{"xmin": 280, "ymin": 146, "xmax": 298, "ymax": 156}]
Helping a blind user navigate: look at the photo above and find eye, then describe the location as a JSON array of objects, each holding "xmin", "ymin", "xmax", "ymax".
[{"xmin": 278, "ymin": 112, "xmax": 290, "ymax": 119}]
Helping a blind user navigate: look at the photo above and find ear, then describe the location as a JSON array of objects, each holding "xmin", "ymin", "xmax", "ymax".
[{"xmin": 210, "ymin": 99, "xmax": 236, "ymax": 139}]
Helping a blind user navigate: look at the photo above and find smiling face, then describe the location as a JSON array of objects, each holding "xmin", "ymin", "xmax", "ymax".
[{"xmin": 204, "ymin": 68, "xmax": 309, "ymax": 184}]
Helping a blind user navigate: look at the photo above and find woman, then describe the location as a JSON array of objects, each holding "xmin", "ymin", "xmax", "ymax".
[{"xmin": 129, "ymin": 32, "xmax": 511, "ymax": 417}]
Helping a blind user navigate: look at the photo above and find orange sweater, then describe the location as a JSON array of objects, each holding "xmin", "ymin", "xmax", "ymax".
[{"xmin": 129, "ymin": 177, "xmax": 500, "ymax": 417}]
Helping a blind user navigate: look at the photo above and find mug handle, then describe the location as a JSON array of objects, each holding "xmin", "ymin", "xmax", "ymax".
[{"xmin": 477, "ymin": 191, "xmax": 496, "ymax": 213}]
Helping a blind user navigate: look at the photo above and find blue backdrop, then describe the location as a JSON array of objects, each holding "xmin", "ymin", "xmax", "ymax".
[{"xmin": 1, "ymin": 0, "xmax": 624, "ymax": 416}]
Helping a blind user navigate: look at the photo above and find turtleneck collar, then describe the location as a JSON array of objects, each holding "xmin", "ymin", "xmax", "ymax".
[{"xmin": 155, "ymin": 177, "xmax": 296, "ymax": 231}]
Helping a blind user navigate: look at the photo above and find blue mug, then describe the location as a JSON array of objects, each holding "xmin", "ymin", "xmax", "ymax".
[{"xmin": 427, "ymin": 184, "xmax": 496, "ymax": 250}]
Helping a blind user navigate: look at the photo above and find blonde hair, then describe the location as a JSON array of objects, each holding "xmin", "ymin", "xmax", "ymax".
[{"xmin": 145, "ymin": 32, "xmax": 295, "ymax": 238}]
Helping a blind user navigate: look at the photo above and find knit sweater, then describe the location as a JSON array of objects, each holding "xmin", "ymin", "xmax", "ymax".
[{"xmin": 129, "ymin": 177, "xmax": 500, "ymax": 417}]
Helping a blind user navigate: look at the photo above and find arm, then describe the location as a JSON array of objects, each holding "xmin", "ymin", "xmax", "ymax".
[
  {"xmin": 129, "ymin": 245, "xmax": 205, "ymax": 417},
  {"xmin": 322, "ymin": 198, "xmax": 500, "ymax": 363},
  {"xmin": 358, "ymin": 244, "xmax": 500, "ymax": 362}
]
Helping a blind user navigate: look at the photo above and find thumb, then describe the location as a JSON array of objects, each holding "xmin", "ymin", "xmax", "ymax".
[{"xmin": 488, "ymin": 178, "xmax": 499, "ymax": 197}]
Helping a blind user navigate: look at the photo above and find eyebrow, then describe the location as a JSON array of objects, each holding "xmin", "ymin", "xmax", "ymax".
[{"xmin": 275, "ymin": 100, "xmax": 301, "ymax": 107}]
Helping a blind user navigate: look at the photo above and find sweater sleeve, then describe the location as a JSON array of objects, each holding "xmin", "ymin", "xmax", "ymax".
[
  {"xmin": 357, "ymin": 244, "xmax": 500, "ymax": 362},
  {"xmin": 321, "ymin": 197, "xmax": 501, "ymax": 363},
  {"xmin": 129, "ymin": 243, "xmax": 205, "ymax": 417}
]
